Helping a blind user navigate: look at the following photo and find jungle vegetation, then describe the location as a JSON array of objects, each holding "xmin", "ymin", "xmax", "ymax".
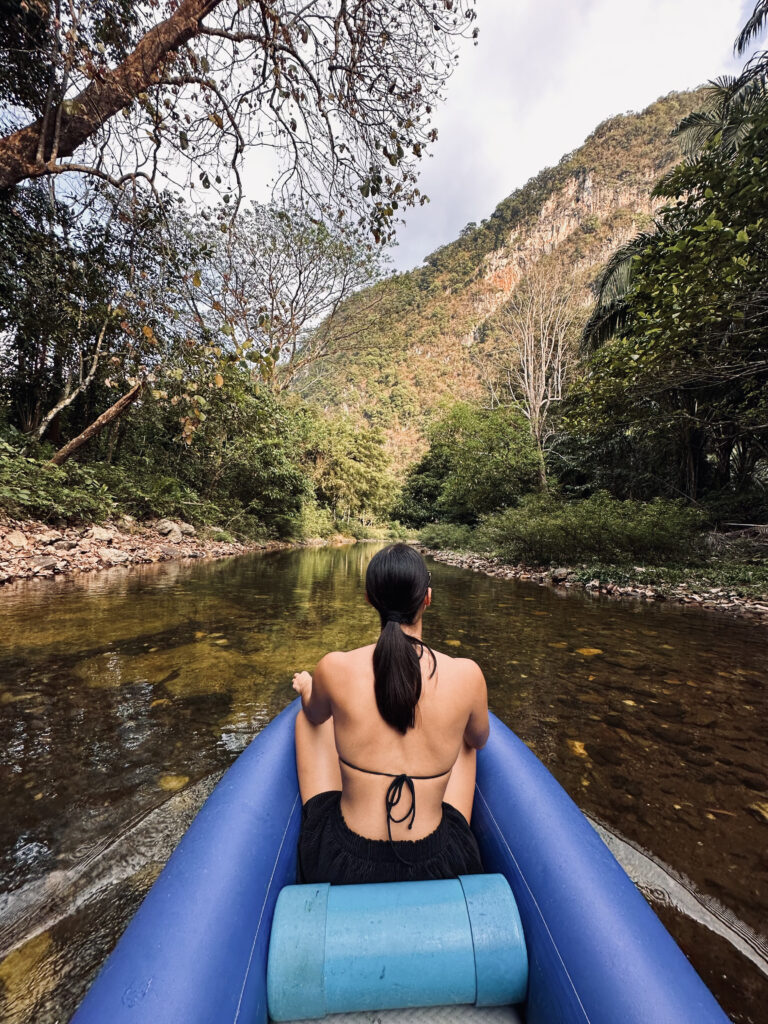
[{"xmin": 1, "ymin": 2, "xmax": 767, "ymax": 567}]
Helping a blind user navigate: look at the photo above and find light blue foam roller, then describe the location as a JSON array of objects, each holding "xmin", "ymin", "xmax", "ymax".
[{"xmin": 267, "ymin": 874, "xmax": 528, "ymax": 1021}]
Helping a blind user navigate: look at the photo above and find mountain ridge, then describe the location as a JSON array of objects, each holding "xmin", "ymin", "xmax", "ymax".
[{"xmin": 303, "ymin": 88, "xmax": 707, "ymax": 466}]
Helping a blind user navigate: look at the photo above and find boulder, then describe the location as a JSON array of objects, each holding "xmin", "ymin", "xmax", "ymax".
[
  {"xmin": 99, "ymin": 547, "xmax": 130, "ymax": 564},
  {"xmin": 31, "ymin": 555, "xmax": 58, "ymax": 569},
  {"xmin": 178, "ymin": 522, "xmax": 196, "ymax": 536},
  {"xmin": 39, "ymin": 530, "xmax": 63, "ymax": 544},
  {"xmin": 52, "ymin": 539, "xmax": 78, "ymax": 551},
  {"xmin": 156, "ymin": 519, "xmax": 176, "ymax": 536},
  {"xmin": 5, "ymin": 530, "xmax": 28, "ymax": 548},
  {"xmin": 167, "ymin": 525, "xmax": 183, "ymax": 544},
  {"xmin": 89, "ymin": 526, "xmax": 114, "ymax": 543},
  {"xmin": 552, "ymin": 567, "xmax": 571, "ymax": 583}
]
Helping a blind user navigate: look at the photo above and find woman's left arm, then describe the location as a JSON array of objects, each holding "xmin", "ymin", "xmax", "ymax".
[{"xmin": 292, "ymin": 655, "xmax": 333, "ymax": 724}]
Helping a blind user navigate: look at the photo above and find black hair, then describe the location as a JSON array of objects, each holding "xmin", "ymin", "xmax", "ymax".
[{"xmin": 365, "ymin": 543, "xmax": 436, "ymax": 734}]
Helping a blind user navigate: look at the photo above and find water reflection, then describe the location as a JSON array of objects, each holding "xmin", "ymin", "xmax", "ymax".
[{"xmin": 1, "ymin": 545, "xmax": 767, "ymax": 1023}]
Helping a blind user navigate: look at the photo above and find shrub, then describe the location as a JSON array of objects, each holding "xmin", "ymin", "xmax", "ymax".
[
  {"xmin": 0, "ymin": 440, "xmax": 115, "ymax": 522},
  {"xmin": 290, "ymin": 498, "xmax": 336, "ymax": 540},
  {"xmin": 387, "ymin": 520, "xmax": 410, "ymax": 541},
  {"xmin": 418, "ymin": 522, "xmax": 474, "ymax": 550},
  {"xmin": 475, "ymin": 492, "xmax": 705, "ymax": 565}
]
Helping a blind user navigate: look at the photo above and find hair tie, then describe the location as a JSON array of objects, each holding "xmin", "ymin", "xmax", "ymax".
[{"xmin": 385, "ymin": 611, "xmax": 406, "ymax": 624}]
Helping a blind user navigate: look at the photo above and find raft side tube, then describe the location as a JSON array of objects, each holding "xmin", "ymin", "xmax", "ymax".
[
  {"xmin": 72, "ymin": 701, "xmax": 302, "ymax": 1024},
  {"xmin": 473, "ymin": 712, "xmax": 731, "ymax": 1024}
]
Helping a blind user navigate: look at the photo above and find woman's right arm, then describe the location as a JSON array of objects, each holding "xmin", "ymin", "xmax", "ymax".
[
  {"xmin": 292, "ymin": 654, "xmax": 335, "ymax": 725},
  {"xmin": 462, "ymin": 660, "xmax": 490, "ymax": 749}
]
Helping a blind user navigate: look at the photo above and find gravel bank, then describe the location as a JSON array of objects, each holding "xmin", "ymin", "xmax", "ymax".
[
  {"xmin": 0, "ymin": 516, "xmax": 293, "ymax": 586},
  {"xmin": 419, "ymin": 547, "xmax": 768, "ymax": 623}
]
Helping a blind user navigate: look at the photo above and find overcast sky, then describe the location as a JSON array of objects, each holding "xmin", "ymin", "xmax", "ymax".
[{"xmin": 242, "ymin": 0, "xmax": 756, "ymax": 272}]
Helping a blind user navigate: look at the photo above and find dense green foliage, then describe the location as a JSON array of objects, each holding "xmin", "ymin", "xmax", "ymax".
[
  {"xmin": 0, "ymin": 435, "xmax": 114, "ymax": 522},
  {"xmin": 394, "ymin": 403, "xmax": 539, "ymax": 526},
  {"xmin": 0, "ymin": 183, "xmax": 401, "ymax": 538},
  {"xmin": 0, "ymin": 367, "xmax": 401, "ymax": 538},
  {"xmin": 418, "ymin": 491, "xmax": 706, "ymax": 565},
  {"xmin": 574, "ymin": 74, "xmax": 768, "ymax": 517},
  {"xmin": 474, "ymin": 493, "xmax": 705, "ymax": 565}
]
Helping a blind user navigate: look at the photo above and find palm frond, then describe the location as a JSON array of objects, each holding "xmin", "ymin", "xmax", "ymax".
[
  {"xmin": 669, "ymin": 67, "xmax": 768, "ymax": 159},
  {"xmin": 736, "ymin": 0, "xmax": 768, "ymax": 56},
  {"xmin": 581, "ymin": 299, "xmax": 629, "ymax": 354},
  {"xmin": 581, "ymin": 232, "xmax": 658, "ymax": 354},
  {"xmin": 671, "ymin": 109, "xmax": 724, "ymax": 157}
]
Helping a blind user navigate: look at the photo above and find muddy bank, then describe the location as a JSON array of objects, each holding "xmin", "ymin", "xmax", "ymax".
[
  {"xmin": 419, "ymin": 546, "xmax": 768, "ymax": 623},
  {"xmin": 0, "ymin": 516, "xmax": 311, "ymax": 586}
]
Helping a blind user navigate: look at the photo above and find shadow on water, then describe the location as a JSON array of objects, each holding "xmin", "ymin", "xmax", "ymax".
[{"xmin": 0, "ymin": 544, "xmax": 767, "ymax": 1023}]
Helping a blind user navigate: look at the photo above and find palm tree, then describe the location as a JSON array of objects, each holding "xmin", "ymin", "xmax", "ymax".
[
  {"xmin": 671, "ymin": 71, "xmax": 767, "ymax": 157},
  {"xmin": 670, "ymin": 2, "xmax": 768, "ymax": 158},
  {"xmin": 736, "ymin": 0, "xmax": 768, "ymax": 56}
]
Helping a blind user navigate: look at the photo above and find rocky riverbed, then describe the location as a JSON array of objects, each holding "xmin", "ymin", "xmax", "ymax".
[
  {"xmin": 0, "ymin": 516, "xmax": 288, "ymax": 586},
  {"xmin": 419, "ymin": 547, "xmax": 768, "ymax": 623}
]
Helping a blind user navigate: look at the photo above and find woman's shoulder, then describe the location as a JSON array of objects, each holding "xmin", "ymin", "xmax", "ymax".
[
  {"xmin": 314, "ymin": 645, "xmax": 375, "ymax": 673},
  {"xmin": 431, "ymin": 649, "xmax": 485, "ymax": 682}
]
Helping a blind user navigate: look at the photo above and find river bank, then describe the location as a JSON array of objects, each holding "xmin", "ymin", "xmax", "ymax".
[
  {"xmin": 0, "ymin": 516, "xmax": 359, "ymax": 586},
  {"xmin": 419, "ymin": 546, "xmax": 768, "ymax": 623}
]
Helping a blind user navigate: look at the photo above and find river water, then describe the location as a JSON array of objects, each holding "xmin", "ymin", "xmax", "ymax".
[{"xmin": 0, "ymin": 544, "xmax": 766, "ymax": 1023}]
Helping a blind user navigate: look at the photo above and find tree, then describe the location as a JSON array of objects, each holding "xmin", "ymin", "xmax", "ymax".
[
  {"xmin": 306, "ymin": 412, "xmax": 392, "ymax": 523},
  {"xmin": 664, "ymin": 2, "xmax": 768, "ymax": 159},
  {"xmin": 0, "ymin": 1, "xmax": 477, "ymax": 242},
  {"xmin": 0, "ymin": 181, "xmax": 213, "ymax": 458},
  {"xmin": 575, "ymin": 103, "xmax": 768, "ymax": 504},
  {"xmin": 478, "ymin": 265, "xmax": 583, "ymax": 490},
  {"xmin": 194, "ymin": 200, "xmax": 381, "ymax": 390},
  {"xmin": 394, "ymin": 403, "xmax": 539, "ymax": 526}
]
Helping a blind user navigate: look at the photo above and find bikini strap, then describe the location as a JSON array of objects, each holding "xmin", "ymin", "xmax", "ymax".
[
  {"xmin": 338, "ymin": 756, "xmax": 451, "ymax": 781},
  {"xmin": 338, "ymin": 757, "xmax": 452, "ymax": 865}
]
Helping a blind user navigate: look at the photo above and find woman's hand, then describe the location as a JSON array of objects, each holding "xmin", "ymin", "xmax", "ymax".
[{"xmin": 292, "ymin": 671, "xmax": 313, "ymax": 701}]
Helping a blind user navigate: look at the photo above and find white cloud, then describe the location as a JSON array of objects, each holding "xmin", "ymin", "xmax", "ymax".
[{"xmin": 388, "ymin": 0, "xmax": 748, "ymax": 271}]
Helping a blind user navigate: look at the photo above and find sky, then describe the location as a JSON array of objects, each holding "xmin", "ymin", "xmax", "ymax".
[{"xmin": 242, "ymin": 0, "xmax": 756, "ymax": 273}]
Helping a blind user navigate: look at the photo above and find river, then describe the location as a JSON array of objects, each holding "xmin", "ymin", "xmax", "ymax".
[{"xmin": 0, "ymin": 544, "xmax": 767, "ymax": 1023}]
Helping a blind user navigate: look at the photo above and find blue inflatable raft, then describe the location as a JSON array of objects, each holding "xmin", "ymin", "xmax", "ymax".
[{"xmin": 72, "ymin": 701, "xmax": 730, "ymax": 1024}]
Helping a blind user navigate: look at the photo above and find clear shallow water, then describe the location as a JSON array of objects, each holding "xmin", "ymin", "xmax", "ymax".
[{"xmin": 0, "ymin": 545, "xmax": 767, "ymax": 1023}]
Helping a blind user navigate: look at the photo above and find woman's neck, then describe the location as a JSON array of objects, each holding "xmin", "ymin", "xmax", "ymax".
[{"xmin": 401, "ymin": 619, "xmax": 423, "ymax": 641}]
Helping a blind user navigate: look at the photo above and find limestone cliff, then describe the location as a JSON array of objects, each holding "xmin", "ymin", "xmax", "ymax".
[{"xmin": 303, "ymin": 89, "xmax": 705, "ymax": 464}]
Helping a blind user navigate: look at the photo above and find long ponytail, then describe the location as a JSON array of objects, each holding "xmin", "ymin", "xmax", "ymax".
[{"xmin": 365, "ymin": 544, "xmax": 436, "ymax": 734}]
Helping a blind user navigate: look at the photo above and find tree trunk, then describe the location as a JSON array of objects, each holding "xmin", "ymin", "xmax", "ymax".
[
  {"xmin": 49, "ymin": 382, "xmax": 142, "ymax": 466},
  {"xmin": 0, "ymin": 0, "xmax": 221, "ymax": 190},
  {"xmin": 536, "ymin": 445, "xmax": 548, "ymax": 492}
]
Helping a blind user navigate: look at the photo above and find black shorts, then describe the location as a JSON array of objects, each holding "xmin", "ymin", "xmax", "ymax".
[{"xmin": 297, "ymin": 790, "xmax": 484, "ymax": 885}]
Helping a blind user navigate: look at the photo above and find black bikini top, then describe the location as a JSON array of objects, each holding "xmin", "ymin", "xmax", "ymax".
[{"xmin": 338, "ymin": 756, "xmax": 452, "ymax": 860}]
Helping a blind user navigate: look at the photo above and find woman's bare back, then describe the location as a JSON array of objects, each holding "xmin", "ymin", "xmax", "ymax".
[{"xmin": 311, "ymin": 643, "xmax": 489, "ymax": 840}]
